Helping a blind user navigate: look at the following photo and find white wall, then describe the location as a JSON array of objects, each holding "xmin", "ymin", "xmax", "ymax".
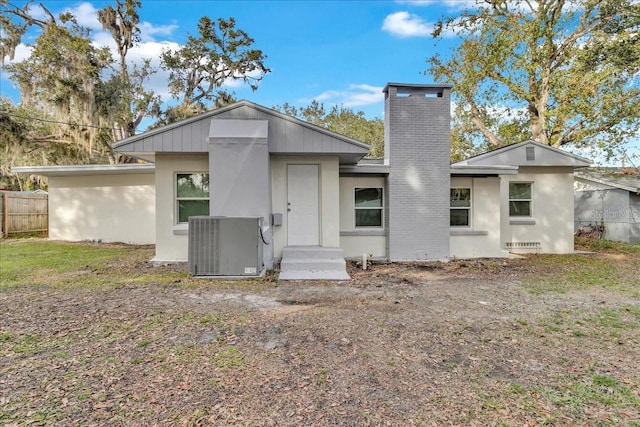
[
  {"xmin": 502, "ymin": 167, "xmax": 575, "ymax": 253},
  {"xmin": 339, "ymin": 176, "xmax": 387, "ymax": 258},
  {"xmin": 449, "ymin": 176, "xmax": 507, "ymax": 259},
  {"xmin": 48, "ymin": 173, "xmax": 155, "ymax": 244},
  {"xmin": 154, "ymin": 154, "xmax": 208, "ymax": 262},
  {"xmin": 270, "ymin": 156, "xmax": 340, "ymax": 259}
]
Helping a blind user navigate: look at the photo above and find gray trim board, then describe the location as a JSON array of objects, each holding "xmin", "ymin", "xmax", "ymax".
[
  {"xmin": 12, "ymin": 164, "xmax": 155, "ymax": 177},
  {"xmin": 510, "ymin": 218, "xmax": 537, "ymax": 225},
  {"xmin": 450, "ymin": 230, "xmax": 489, "ymax": 236},
  {"xmin": 340, "ymin": 164, "xmax": 391, "ymax": 175},
  {"xmin": 450, "ymin": 165, "xmax": 518, "ymax": 176},
  {"xmin": 340, "ymin": 230, "xmax": 387, "ymax": 236}
]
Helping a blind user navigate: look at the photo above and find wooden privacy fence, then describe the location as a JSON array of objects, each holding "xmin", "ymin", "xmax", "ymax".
[{"xmin": 0, "ymin": 191, "xmax": 48, "ymax": 237}]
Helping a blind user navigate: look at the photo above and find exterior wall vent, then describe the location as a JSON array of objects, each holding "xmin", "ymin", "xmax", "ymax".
[
  {"xmin": 188, "ymin": 216, "xmax": 263, "ymax": 276},
  {"xmin": 526, "ymin": 146, "xmax": 535, "ymax": 161},
  {"xmin": 505, "ymin": 241, "xmax": 541, "ymax": 250}
]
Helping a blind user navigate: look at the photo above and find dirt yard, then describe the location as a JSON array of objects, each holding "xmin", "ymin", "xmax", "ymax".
[{"xmin": 1, "ymin": 242, "xmax": 639, "ymax": 426}]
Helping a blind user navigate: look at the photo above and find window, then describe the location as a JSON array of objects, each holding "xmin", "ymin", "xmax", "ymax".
[
  {"xmin": 509, "ymin": 182, "xmax": 532, "ymax": 217},
  {"xmin": 176, "ymin": 173, "xmax": 209, "ymax": 223},
  {"xmin": 355, "ymin": 188, "xmax": 383, "ymax": 227},
  {"xmin": 450, "ymin": 188, "xmax": 471, "ymax": 227}
]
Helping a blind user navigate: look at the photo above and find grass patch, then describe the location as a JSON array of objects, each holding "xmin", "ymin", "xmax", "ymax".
[
  {"xmin": 0, "ymin": 240, "xmax": 134, "ymax": 288},
  {"xmin": 542, "ymin": 374, "xmax": 640, "ymax": 409},
  {"xmin": 482, "ymin": 374, "xmax": 640, "ymax": 425},
  {"xmin": 523, "ymin": 244, "xmax": 640, "ymax": 295},
  {"xmin": 529, "ymin": 306, "xmax": 640, "ymax": 350},
  {"xmin": 0, "ymin": 240, "xmax": 280, "ymax": 294},
  {"xmin": 212, "ymin": 345, "xmax": 244, "ymax": 370},
  {"xmin": 575, "ymin": 237, "xmax": 640, "ymax": 254}
]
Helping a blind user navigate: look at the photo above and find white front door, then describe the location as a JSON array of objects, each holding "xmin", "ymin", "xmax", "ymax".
[{"xmin": 287, "ymin": 164, "xmax": 319, "ymax": 246}]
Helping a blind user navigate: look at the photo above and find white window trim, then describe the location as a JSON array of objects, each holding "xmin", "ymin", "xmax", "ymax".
[
  {"xmin": 354, "ymin": 187, "xmax": 384, "ymax": 229},
  {"xmin": 508, "ymin": 182, "xmax": 533, "ymax": 218},
  {"xmin": 175, "ymin": 172, "xmax": 210, "ymax": 225},
  {"xmin": 450, "ymin": 187, "xmax": 472, "ymax": 228}
]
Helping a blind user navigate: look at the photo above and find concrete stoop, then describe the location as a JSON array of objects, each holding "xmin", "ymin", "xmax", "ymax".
[{"xmin": 278, "ymin": 246, "xmax": 350, "ymax": 280}]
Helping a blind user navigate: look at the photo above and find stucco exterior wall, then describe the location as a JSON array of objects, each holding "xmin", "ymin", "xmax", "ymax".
[
  {"xmin": 339, "ymin": 176, "xmax": 387, "ymax": 258},
  {"xmin": 154, "ymin": 153, "xmax": 208, "ymax": 262},
  {"xmin": 450, "ymin": 176, "xmax": 507, "ymax": 259},
  {"xmin": 48, "ymin": 173, "xmax": 155, "ymax": 244},
  {"xmin": 271, "ymin": 156, "xmax": 340, "ymax": 260},
  {"xmin": 502, "ymin": 167, "xmax": 575, "ymax": 253}
]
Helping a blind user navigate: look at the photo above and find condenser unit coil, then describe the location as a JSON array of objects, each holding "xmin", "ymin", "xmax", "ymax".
[{"xmin": 188, "ymin": 216, "xmax": 263, "ymax": 276}]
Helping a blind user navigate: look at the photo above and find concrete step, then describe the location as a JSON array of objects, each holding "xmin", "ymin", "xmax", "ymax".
[
  {"xmin": 279, "ymin": 269, "xmax": 350, "ymax": 281},
  {"xmin": 281, "ymin": 246, "xmax": 346, "ymax": 260},
  {"xmin": 279, "ymin": 246, "xmax": 350, "ymax": 281},
  {"xmin": 280, "ymin": 258, "xmax": 346, "ymax": 271}
]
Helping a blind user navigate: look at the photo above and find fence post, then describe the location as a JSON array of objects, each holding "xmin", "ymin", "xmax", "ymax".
[{"xmin": 2, "ymin": 192, "xmax": 7, "ymax": 237}]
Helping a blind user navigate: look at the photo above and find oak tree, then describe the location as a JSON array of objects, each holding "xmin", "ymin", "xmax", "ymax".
[
  {"xmin": 159, "ymin": 16, "xmax": 269, "ymax": 124},
  {"xmin": 97, "ymin": 0, "xmax": 161, "ymax": 143},
  {"xmin": 428, "ymin": 0, "xmax": 640, "ymax": 160}
]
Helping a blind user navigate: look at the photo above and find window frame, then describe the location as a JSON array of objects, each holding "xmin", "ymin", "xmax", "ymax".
[
  {"xmin": 450, "ymin": 187, "xmax": 472, "ymax": 228},
  {"xmin": 508, "ymin": 182, "xmax": 533, "ymax": 217},
  {"xmin": 175, "ymin": 172, "xmax": 210, "ymax": 224},
  {"xmin": 354, "ymin": 187, "xmax": 384, "ymax": 228}
]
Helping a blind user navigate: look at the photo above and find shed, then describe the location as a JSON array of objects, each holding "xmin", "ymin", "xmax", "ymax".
[{"xmin": 574, "ymin": 168, "xmax": 640, "ymax": 243}]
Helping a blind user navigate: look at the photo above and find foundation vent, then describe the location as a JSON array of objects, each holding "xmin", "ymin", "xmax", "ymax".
[{"xmin": 505, "ymin": 241, "xmax": 541, "ymax": 250}]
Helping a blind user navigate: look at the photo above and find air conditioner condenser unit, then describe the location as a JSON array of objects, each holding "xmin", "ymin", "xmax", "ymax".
[{"xmin": 188, "ymin": 216, "xmax": 263, "ymax": 276}]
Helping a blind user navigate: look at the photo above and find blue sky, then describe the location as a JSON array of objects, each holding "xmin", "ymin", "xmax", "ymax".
[
  {"xmin": 1, "ymin": 0, "xmax": 466, "ymax": 119},
  {"xmin": 2, "ymin": 0, "xmax": 637, "ymax": 164}
]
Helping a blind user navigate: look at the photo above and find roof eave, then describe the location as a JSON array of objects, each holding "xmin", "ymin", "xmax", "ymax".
[
  {"xmin": 11, "ymin": 164, "xmax": 155, "ymax": 177},
  {"xmin": 450, "ymin": 165, "xmax": 519, "ymax": 176},
  {"xmin": 575, "ymin": 171, "xmax": 640, "ymax": 193},
  {"xmin": 454, "ymin": 140, "xmax": 592, "ymax": 167}
]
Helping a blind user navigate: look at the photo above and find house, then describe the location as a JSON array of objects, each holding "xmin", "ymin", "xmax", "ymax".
[
  {"xmin": 12, "ymin": 83, "xmax": 592, "ymax": 279},
  {"xmin": 574, "ymin": 168, "xmax": 640, "ymax": 243},
  {"xmin": 451, "ymin": 140, "xmax": 591, "ymax": 258},
  {"xmin": 12, "ymin": 164, "xmax": 156, "ymax": 245}
]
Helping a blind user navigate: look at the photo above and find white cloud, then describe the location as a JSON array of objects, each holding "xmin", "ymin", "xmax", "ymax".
[
  {"xmin": 2, "ymin": 44, "xmax": 34, "ymax": 88},
  {"xmin": 139, "ymin": 21, "xmax": 179, "ymax": 42},
  {"xmin": 128, "ymin": 41, "xmax": 180, "ymax": 100},
  {"xmin": 24, "ymin": 3, "xmax": 51, "ymax": 21},
  {"xmin": 382, "ymin": 11, "xmax": 434, "ymax": 38},
  {"xmin": 396, "ymin": 0, "xmax": 475, "ymax": 9},
  {"xmin": 61, "ymin": 3, "xmax": 178, "ymax": 42},
  {"xmin": 3, "ymin": 43, "xmax": 33, "ymax": 64},
  {"xmin": 64, "ymin": 2, "xmax": 102, "ymax": 30},
  {"xmin": 306, "ymin": 84, "xmax": 384, "ymax": 108},
  {"xmin": 222, "ymin": 68, "xmax": 266, "ymax": 89},
  {"xmin": 92, "ymin": 31, "xmax": 117, "ymax": 49}
]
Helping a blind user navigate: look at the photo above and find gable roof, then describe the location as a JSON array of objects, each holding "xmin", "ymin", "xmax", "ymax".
[
  {"xmin": 575, "ymin": 168, "xmax": 640, "ymax": 193},
  {"xmin": 113, "ymin": 100, "xmax": 371, "ymax": 164},
  {"xmin": 452, "ymin": 140, "xmax": 591, "ymax": 168}
]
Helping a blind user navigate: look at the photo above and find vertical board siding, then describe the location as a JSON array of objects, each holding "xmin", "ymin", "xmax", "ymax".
[
  {"xmin": 1, "ymin": 192, "xmax": 48, "ymax": 236},
  {"xmin": 116, "ymin": 103, "xmax": 369, "ymax": 156}
]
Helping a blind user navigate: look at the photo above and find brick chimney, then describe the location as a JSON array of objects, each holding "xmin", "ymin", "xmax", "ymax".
[{"xmin": 384, "ymin": 83, "xmax": 451, "ymax": 261}]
